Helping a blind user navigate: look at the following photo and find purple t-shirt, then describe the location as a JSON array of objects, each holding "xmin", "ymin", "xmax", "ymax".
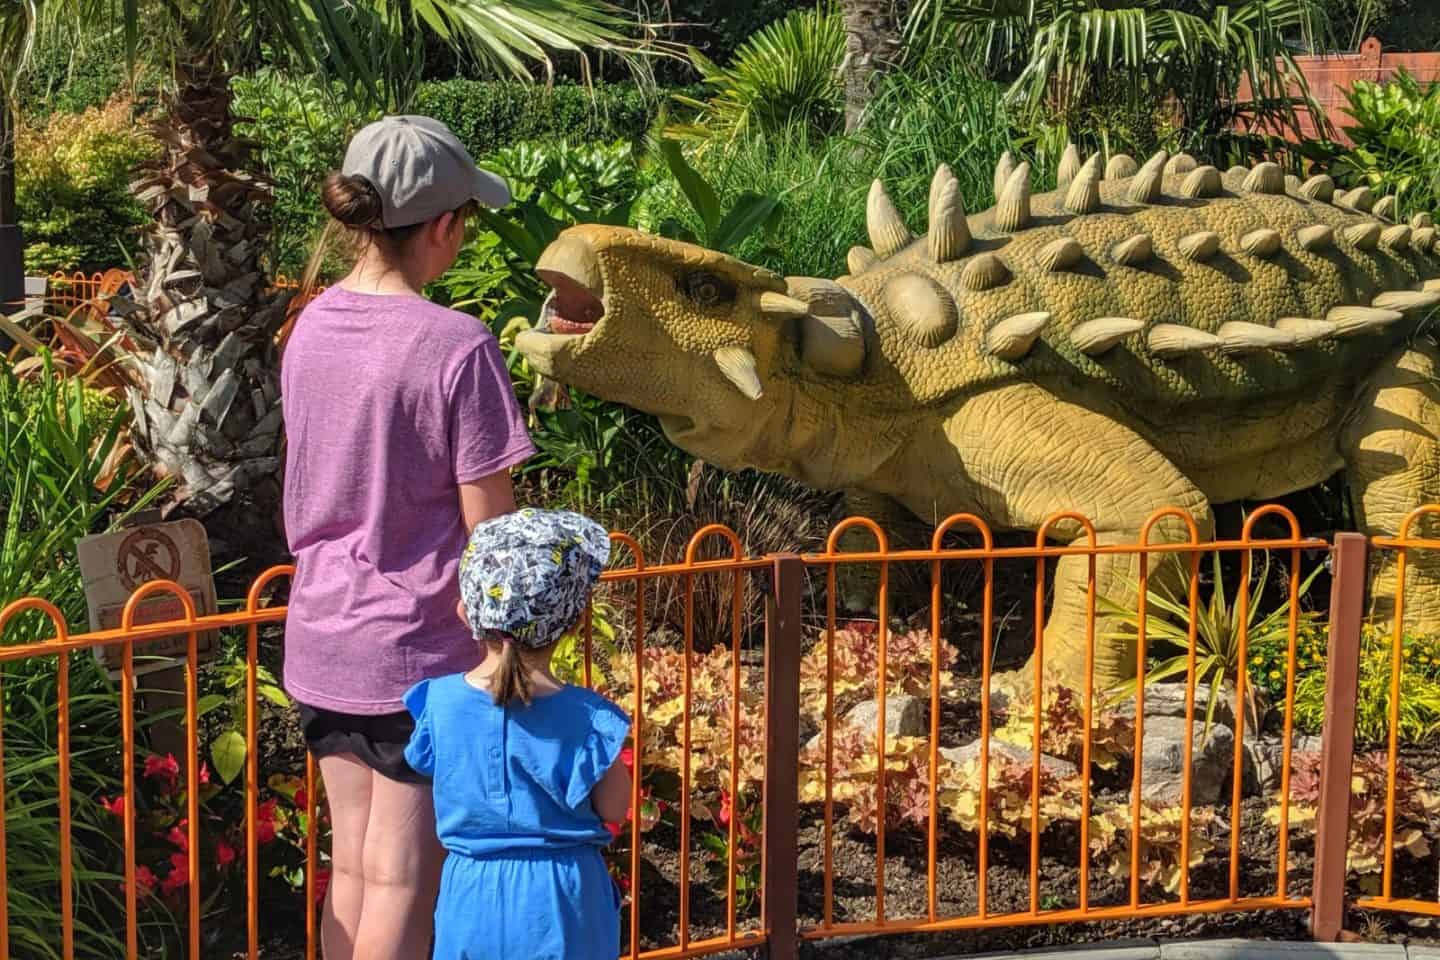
[{"xmin": 280, "ymin": 286, "xmax": 535, "ymax": 714}]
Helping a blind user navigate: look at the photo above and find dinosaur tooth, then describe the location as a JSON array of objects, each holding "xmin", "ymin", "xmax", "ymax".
[
  {"xmin": 1374, "ymin": 195, "xmax": 1398, "ymax": 221},
  {"xmin": 886, "ymin": 274, "xmax": 958, "ymax": 346},
  {"xmin": 1056, "ymin": 144, "xmax": 1083, "ymax": 190},
  {"xmin": 994, "ymin": 151, "xmax": 1017, "ymax": 200},
  {"xmin": 985, "ymin": 311, "xmax": 1051, "ymax": 361},
  {"xmin": 1105, "ymin": 154, "xmax": 1138, "ymax": 180},
  {"xmin": 1338, "ymin": 186, "xmax": 1375, "ymax": 213},
  {"xmin": 960, "ymin": 253, "xmax": 1012, "ymax": 291},
  {"xmin": 1242, "ymin": 162, "xmax": 1285, "ymax": 195},
  {"xmin": 1038, "ymin": 237, "xmax": 1084, "ymax": 273},
  {"xmin": 1276, "ymin": 317, "xmax": 1339, "ymax": 343},
  {"xmin": 1345, "ymin": 222, "xmax": 1382, "ymax": 251},
  {"xmin": 1165, "ymin": 153, "xmax": 1198, "ymax": 177},
  {"xmin": 866, "ymin": 180, "xmax": 914, "ymax": 258},
  {"xmin": 1071, "ymin": 317, "xmax": 1143, "ymax": 355},
  {"xmin": 1112, "ymin": 233, "xmax": 1154, "ymax": 266},
  {"xmin": 1180, "ymin": 166, "xmax": 1222, "ymax": 199},
  {"xmin": 1241, "ymin": 228, "xmax": 1283, "ymax": 258},
  {"xmin": 713, "ymin": 346, "xmax": 764, "ymax": 400},
  {"xmin": 929, "ymin": 166, "xmax": 971, "ymax": 262},
  {"xmin": 1381, "ymin": 225, "xmax": 1412, "ymax": 250},
  {"xmin": 1414, "ymin": 227, "xmax": 1438, "ymax": 253},
  {"xmin": 1300, "ymin": 175, "xmax": 1335, "ymax": 202},
  {"xmin": 1327, "ymin": 304, "xmax": 1405, "ymax": 335},
  {"xmin": 1177, "ymin": 231, "xmax": 1221, "ymax": 261},
  {"xmin": 848, "ymin": 246, "xmax": 879, "ymax": 274},
  {"xmin": 1064, "ymin": 154, "xmax": 1103, "ymax": 214},
  {"xmin": 1148, "ymin": 324, "xmax": 1222, "ymax": 357},
  {"xmin": 1372, "ymin": 290, "xmax": 1440, "ymax": 313},
  {"xmin": 1128, "ymin": 150, "xmax": 1168, "ymax": 203},
  {"xmin": 1412, "ymin": 213, "xmax": 1434, "ymax": 230},
  {"xmin": 1217, "ymin": 321, "xmax": 1302, "ymax": 354},
  {"xmin": 995, "ymin": 162, "xmax": 1033, "ymax": 232},
  {"xmin": 1296, "ymin": 224, "xmax": 1334, "ymax": 251},
  {"xmin": 759, "ymin": 291, "xmax": 812, "ymax": 318}
]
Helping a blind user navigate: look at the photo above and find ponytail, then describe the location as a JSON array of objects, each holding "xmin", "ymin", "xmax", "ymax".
[{"xmin": 491, "ymin": 639, "xmax": 533, "ymax": 707}]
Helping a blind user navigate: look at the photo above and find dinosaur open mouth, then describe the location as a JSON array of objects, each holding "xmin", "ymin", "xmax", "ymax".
[{"xmin": 536, "ymin": 256, "xmax": 605, "ymax": 336}]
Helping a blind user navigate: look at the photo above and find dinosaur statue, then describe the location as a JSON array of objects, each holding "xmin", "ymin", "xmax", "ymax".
[{"xmin": 516, "ymin": 146, "xmax": 1440, "ymax": 693}]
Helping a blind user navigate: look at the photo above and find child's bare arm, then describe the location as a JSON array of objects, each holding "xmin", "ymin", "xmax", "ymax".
[{"xmin": 591, "ymin": 754, "xmax": 632, "ymax": 823}]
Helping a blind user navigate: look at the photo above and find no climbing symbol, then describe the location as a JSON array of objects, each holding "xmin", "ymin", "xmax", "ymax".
[{"xmin": 116, "ymin": 529, "xmax": 182, "ymax": 592}]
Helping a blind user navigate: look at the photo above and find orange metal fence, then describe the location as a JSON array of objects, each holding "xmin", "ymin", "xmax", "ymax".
[
  {"xmin": 36, "ymin": 270, "xmax": 325, "ymax": 316},
  {"xmin": 0, "ymin": 507, "xmax": 1429, "ymax": 958}
]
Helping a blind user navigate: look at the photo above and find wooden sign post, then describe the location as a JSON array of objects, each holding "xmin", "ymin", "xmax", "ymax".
[{"xmin": 78, "ymin": 516, "xmax": 219, "ymax": 759}]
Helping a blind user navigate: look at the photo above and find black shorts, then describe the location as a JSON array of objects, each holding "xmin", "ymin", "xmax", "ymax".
[{"xmin": 297, "ymin": 703, "xmax": 430, "ymax": 785}]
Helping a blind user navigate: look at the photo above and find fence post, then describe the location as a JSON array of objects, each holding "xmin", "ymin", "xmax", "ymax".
[
  {"xmin": 1310, "ymin": 531, "xmax": 1366, "ymax": 941},
  {"xmin": 762, "ymin": 554, "xmax": 804, "ymax": 960}
]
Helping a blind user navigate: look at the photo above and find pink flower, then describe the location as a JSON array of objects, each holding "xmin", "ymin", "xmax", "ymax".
[
  {"xmin": 123, "ymin": 865, "xmax": 157, "ymax": 899},
  {"xmin": 198, "ymin": 763, "xmax": 211, "ymax": 786},
  {"xmin": 167, "ymin": 821, "xmax": 189, "ymax": 853},
  {"xmin": 144, "ymin": 754, "xmax": 180, "ymax": 790},
  {"xmin": 718, "ymin": 792, "xmax": 732, "ymax": 827},
  {"xmin": 216, "ymin": 839, "xmax": 237, "ymax": 868},
  {"xmin": 161, "ymin": 854, "xmax": 189, "ymax": 895},
  {"xmin": 604, "ymin": 820, "xmax": 623, "ymax": 840},
  {"xmin": 100, "ymin": 795, "xmax": 125, "ymax": 817}
]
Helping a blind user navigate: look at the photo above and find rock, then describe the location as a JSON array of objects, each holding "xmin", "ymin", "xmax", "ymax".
[
  {"xmin": 1138, "ymin": 714, "xmax": 1235, "ymax": 805},
  {"xmin": 1241, "ymin": 732, "xmax": 1322, "ymax": 795},
  {"xmin": 940, "ymin": 737, "xmax": 1078, "ymax": 779},
  {"xmin": 804, "ymin": 694, "xmax": 929, "ymax": 751},
  {"xmin": 1116, "ymin": 681, "xmax": 1238, "ymax": 730}
]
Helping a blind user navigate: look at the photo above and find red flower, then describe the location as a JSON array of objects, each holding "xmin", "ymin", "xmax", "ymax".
[
  {"xmin": 256, "ymin": 798, "xmax": 279, "ymax": 844},
  {"xmin": 198, "ymin": 763, "xmax": 211, "ymax": 786},
  {"xmin": 313, "ymin": 868, "xmax": 331, "ymax": 905},
  {"xmin": 294, "ymin": 786, "xmax": 308, "ymax": 810},
  {"xmin": 619, "ymin": 746, "xmax": 634, "ymax": 772},
  {"xmin": 123, "ymin": 865, "xmax": 157, "ymax": 899},
  {"xmin": 144, "ymin": 754, "xmax": 180, "ymax": 790},
  {"xmin": 604, "ymin": 820, "xmax": 623, "ymax": 840},
  {"xmin": 161, "ymin": 854, "xmax": 189, "ymax": 896},
  {"xmin": 167, "ymin": 820, "xmax": 189, "ymax": 853},
  {"xmin": 718, "ymin": 792, "xmax": 732, "ymax": 827},
  {"xmin": 216, "ymin": 839, "xmax": 237, "ymax": 868},
  {"xmin": 100, "ymin": 795, "xmax": 125, "ymax": 817}
]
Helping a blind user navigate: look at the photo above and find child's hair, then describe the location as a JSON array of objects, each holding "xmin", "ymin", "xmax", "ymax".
[{"xmin": 486, "ymin": 631, "xmax": 559, "ymax": 708}]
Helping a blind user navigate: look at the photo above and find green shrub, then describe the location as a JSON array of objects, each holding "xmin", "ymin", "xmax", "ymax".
[
  {"xmin": 231, "ymin": 68, "xmax": 381, "ymax": 276},
  {"xmin": 412, "ymin": 80, "xmax": 694, "ymax": 159},
  {"xmin": 1332, "ymin": 67, "xmax": 1440, "ymax": 222},
  {"xmin": 1292, "ymin": 625, "xmax": 1440, "ymax": 745},
  {"xmin": 16, "ymin": 26, "xmax": 147, "ymax": 120},
  {"xmin": 15, "ymin": 99, "xmax": 157, "ymax": 274}
]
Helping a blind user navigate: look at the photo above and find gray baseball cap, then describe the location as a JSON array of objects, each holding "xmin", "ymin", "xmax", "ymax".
[{"xmin": 342, "ymin": 115, "xmax": 510, "ymax": 229}]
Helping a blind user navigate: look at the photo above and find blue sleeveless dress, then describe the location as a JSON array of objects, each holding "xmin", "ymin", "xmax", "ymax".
[{"xmin": 403, "ymin": 675, "xmax": 630, "ymax": 959}]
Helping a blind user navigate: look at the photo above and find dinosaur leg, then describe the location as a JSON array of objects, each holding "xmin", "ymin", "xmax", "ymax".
[
  {"xmin": 1340, "ymin": 339, "xmax": 1440, "ymax": 632},
  {"xmin": 928, "ymin": 386, "xmax": 1215, "ymax": 694},
  {"xmin": 835, "ymin": 488, "xmax": 914, "ymax": 614}
]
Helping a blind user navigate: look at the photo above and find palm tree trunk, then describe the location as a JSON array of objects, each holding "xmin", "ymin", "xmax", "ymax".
[
  {"xmin": 113, "ymin": 55, "xmax": 291, "ymax": 565},
  {"xmin": 839, "ymin": 0, "xmax": 906, "ymax": 133}
]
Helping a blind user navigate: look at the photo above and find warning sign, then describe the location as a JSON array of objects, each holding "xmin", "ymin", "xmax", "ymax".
[{"xmin": 78, "ymin": 518, "xmax": 219, "ymax": 674}]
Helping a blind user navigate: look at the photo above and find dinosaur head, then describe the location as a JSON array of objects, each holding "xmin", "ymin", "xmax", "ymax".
[{"xmin": 515, "ymin": 224, "xmax": 867, "ymax": 471}]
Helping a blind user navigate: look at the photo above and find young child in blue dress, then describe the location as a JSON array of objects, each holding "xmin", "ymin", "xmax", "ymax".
[{"xmin": 402, "ymin": 508, "xmax": 632, "ymax": 959}]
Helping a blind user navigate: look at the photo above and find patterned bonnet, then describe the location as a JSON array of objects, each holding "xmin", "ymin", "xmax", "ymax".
[{"xmin": 458, "ymin": 508, "xmax": 611, "ymax": 649}]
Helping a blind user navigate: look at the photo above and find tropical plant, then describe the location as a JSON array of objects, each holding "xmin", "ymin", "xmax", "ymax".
[
  {"xmin": 670, "ymin": 3, "xmax": 847, "ymax": 145},
  {"xmin": 1101, "ymin": 551, "xmax": 1324, "ymax": 737},
  {"xmin": 906, "ymin": 0, "xmax": 1336, "ymax": 164},
  {"xmin": 652, "ymin": 139, "xmax": 784, "ymax": 255},
  {"xmin": 1331, "ymin": 68, "xmax": 1440, "ymax": 222}
]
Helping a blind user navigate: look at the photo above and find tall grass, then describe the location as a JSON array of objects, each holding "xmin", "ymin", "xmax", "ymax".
[
  {"xmin": 639, "ymin": 59, "xmax": 1019, "ymax": 279},
  {"xmin": 0, "ymin": 355, "xmax": 171, "ymax": 957}
]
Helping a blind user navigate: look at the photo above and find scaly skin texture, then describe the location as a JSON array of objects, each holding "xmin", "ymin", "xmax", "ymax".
[{"xmin": 517, "ymin": 150, "xmax": 1440, "ymax": 693}]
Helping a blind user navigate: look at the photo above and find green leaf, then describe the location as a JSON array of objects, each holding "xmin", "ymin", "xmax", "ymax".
[
  {"xmin": 195, "ymin": 694, "xmax": 227, "ymax": 719},
  {"xmin": 711, "ymin": 193, "xmax": 782, "ymax": 253},
  {"xmin": 211, "ymin": 730, "xmax": 247, "ymax": 786},
  {"xmin": 659, "ymin": 139, "xmax": 721, "ymax": 239},
  {"xmin": 259, "ymin": 684, "xmax": 291, "ymax": 708}
]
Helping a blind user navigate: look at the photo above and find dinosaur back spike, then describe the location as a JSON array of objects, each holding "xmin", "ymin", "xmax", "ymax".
[{"xmin": 866, "ymin": 180, "xmax": 913, "ymax": 258}]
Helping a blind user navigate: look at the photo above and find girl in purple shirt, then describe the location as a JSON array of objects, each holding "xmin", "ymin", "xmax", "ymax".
[{"xmin": 280, "ymin": 116, "xmax": 534, "ymax": 959}]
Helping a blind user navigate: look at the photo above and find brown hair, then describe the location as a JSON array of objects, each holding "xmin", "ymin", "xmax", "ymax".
[{"xmin": 489, "ymin": 638, "xmax": 533, "ymax": 708}]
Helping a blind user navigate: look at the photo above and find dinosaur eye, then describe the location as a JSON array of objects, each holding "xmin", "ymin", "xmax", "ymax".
[{"xmin": 680, "ymin": 272, "xmax": 734, "ymax": 307}]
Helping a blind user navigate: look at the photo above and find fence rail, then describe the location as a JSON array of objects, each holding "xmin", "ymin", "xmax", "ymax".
[{"xmin": 1, "ymin": 506, "xmax": 1438, "ymax": 958}]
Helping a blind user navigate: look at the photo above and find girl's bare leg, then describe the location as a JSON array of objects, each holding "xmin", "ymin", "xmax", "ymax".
[
  {"xmin": 317, "ymin": 754, "xmax": 374, "ymax": 960},
  {"xmin": 351, "ymin": 772, "xmax": 445, "ymax": 960}
]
